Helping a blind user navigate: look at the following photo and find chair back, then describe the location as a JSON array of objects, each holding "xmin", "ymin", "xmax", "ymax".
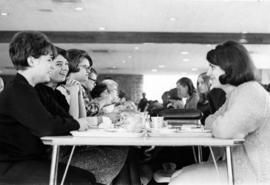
[{"xmin": 158, "ymin": 109, "xmax": 202, "ymax": 126}]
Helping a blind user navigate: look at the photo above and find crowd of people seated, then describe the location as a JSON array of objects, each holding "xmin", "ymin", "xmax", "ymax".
[{"xmin": 1, "ymin": 31, "xmax": 270, "ymax": 185}]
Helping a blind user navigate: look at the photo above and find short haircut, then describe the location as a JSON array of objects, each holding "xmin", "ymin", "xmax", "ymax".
[
  {"xmin": 55, "ymin": 47, "xmax": 67, "ymax": 59},
  {"xmin": 66, "ymin": 49, "xmax": 93, "ymax": 74},
  {"xmin": 9, "ymin": 31, "xmax": 56, "ymax": 70},
  {"xmin": 206, "ymin": 40, "xmax": 256, "ymax": 86},
  {"xmin": 91, "ymin": 83, "xmax": 108, "ymax": 99},
  {"xmin": 177, "ymin": 77, "xmax": 196, "ymax": 96}
]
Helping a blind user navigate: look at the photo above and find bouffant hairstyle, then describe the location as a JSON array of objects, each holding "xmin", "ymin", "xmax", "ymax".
[
  {"xmin": 206, "ymin": 40, "xmax": 256, "ymax": 86},
  {"xmin": 9, "ymin": 31, "xmax": 56, "ymax": 70},
  {"xmin": 55, "ymin": 47, "xmax": 67, "ymax": 59},
  {"xmin": 177, "ymin": 77, "xmax": 196, "ymax": 96},
  {"xmin": 91, "ymin": 83, "xmax": 108, "ymax": 99},
  {"xmin": 66, "ymin": 49, "xmax": 93, "ymax": 74}
]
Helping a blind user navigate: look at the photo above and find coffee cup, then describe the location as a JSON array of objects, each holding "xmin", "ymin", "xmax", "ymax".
[{"xmin": 151, "ymin": 116, "xmax": 164, "ymax": 129}]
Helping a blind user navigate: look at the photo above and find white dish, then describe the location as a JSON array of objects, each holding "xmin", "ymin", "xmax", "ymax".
[
  {"xmin": 149, "ymin": 128, "xmax": 212, "ymax": 137},
  {"xmin": 71, "ymin": 128, "xmax": 145, "ymax": 137}
]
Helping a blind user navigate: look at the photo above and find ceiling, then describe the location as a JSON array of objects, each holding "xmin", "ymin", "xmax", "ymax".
[{"xmin": 1, "ymin": 0, "xmax": 270, "ymax": 75}]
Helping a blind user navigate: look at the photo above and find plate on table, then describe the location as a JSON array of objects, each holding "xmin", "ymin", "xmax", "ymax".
[
  {"xmin": 148, "ymin": 127, "xmax": 212, "ymax": 137},
  {"xmin": 71, "ymin": 128, "xmax": 145, "ymax": 137}
]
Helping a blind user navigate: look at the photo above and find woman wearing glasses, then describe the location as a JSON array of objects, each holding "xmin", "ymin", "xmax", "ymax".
[{"xmin": 55, "ymin": 49, "xmax": 128, "ymax": 185}]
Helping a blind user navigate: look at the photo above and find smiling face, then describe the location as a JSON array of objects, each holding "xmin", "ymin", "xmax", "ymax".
[
  {"xmin": 31, "ymin": 53, "xmax": 53, "ymax": 84},
  {"xmin": 207, "ymin": 63, "xmax": 225, "ymax": 88},
  {"xmin": 49, "ymin": 55, "xmax": 69, "ymax": 83},
  {"xmin": 72, "ymin": 57, "xmax": 91, "ymax": 83}
]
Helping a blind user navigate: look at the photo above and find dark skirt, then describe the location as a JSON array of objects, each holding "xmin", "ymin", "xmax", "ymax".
[
  {"xmin": 63, "ymin": 146, "xmax": 128, "ymax": 185},
  {"xmin": 0, "ymin": 159, "xmax": 96, "ymax": 185}
]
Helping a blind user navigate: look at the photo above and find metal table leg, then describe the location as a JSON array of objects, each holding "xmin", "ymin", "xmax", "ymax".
[
  {"xmin": 198, "ymin": 146, "xmax": 202, "ymax": 163},
  {"xmin": 49, "ymin": 145, "xmax": 60, "ymax": 185},
  {"xmin": 226, "ymin": 146, "xmax": 234, "ymax": 185}
]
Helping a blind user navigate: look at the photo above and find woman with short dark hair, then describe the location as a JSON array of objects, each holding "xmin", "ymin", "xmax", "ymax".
[
  {"xmin": 170, "ymin": 41, "xmax": 270, "ymax": 185},
  {"xmin": 57, "ymin": 49, "xmax": 128, "ymax": 185},
  {"xmin": 0, "ymin": 31, "xmax": 95, "ymax": 185},
  {"xmin": 66, "ymin": 49, "xmax": 93, "ymax": 74},
  {"xmin": 91, "ymin": 83, "xmax": 109, "ymax": 99}
]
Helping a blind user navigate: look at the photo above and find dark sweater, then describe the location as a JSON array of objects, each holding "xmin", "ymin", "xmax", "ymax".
[
  {"xmin": 0, "ymin": 74, "xmax": 79, "ymax": 161},
  {"xmin": 35, "ymin": 84, "xmax": 70, "ymax": 117}
]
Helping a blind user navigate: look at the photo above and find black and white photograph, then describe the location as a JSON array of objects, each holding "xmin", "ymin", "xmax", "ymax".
[{"xmin": 0, "ymin": 0, "xmax": 270, "ymax": 185}]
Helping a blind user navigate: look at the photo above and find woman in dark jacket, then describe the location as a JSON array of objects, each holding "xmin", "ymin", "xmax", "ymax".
[{"xmin": 0, "ymin": 31, "xmax": 95, "ymax": 185}]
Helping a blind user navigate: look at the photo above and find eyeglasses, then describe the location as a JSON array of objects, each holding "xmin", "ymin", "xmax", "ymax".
[
  {"xmin": 89, "ymin": 78, "xmax": 97, "ymax": 84},
  {"xmin": 78, "ymin": 65, "xmax": 92, "ymax": 71}
]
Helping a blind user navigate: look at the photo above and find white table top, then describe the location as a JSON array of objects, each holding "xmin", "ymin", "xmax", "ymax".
[{"xmin": 41, "ymin": 135, "xmax": 244, "ymax": 147}]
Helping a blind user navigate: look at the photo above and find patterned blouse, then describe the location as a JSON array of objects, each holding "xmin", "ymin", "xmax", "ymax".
[
  {"xmin": 81, "ymin": 87, "xmax": 100, "ymax": 116},
  {"xmin": 57, "ymin": 85, "xmax": 100, "ymax": 116}
]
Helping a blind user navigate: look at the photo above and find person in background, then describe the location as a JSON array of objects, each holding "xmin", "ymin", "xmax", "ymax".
[
  {"xmin": 119, "ymin": 90, "xmax": 127, "ymax": 103},
  {"xmin": 196, "ymin": 72, "xmax": 211, "ymax": 125},
  {"xmin": 170, "ymin": 41, "xmax": 270, "ymax": 185},
  {"xmin": 138, "ymin": 92, "xmax": 148, "ymax": 112},
  {"xmin": 197, "ymin": 72, "xmax": 226, "ymax": 124},
  {"xmin": 102, "ymin": 79, "xmax": 120, "ymax": 104},
  {"xmin": 161, "ymin": 91, "xmax": 171, "ymax": 108},
  {"xmin": 0, "ymin": 76, "xmax": 4, "ymax": 93},
  {"xmin": 177, "ymin": 77, "xmax": 199, "ymax": 109},
  {"xmin": 167, "ymin": 84, "xmax": 184, "ymax": 109},
  {"xmin": 91, "ymin": 83, "xmax": 109, "ymax": 99},
  {"xmin": 0, "ymin": 31, "xmax": 95, "ymax": 185}
]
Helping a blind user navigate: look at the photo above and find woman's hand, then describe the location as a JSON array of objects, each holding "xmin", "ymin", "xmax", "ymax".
[
  {"xmin": 66, "ymin": 79, "xmax": 81, "ymax": 94},
  {"xmin": 103, "ymin": 112, "xmax": 120, "ymax": 123},
  {"xmin": 86, "ymin": 116, "xmax": 98, "ymax": 127},
  {"xmin": 77, "ymin": 118, "xmax": 89, "ymax": 131}
]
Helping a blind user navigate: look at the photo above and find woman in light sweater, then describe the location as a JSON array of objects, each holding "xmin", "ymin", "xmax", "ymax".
[{"xmin": 169, "ymin": 40, "xmax": 270, "ymax": 185}]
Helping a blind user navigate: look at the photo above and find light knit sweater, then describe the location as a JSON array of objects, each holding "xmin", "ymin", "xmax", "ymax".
[{"xmin": 205, "ymin": 81, "xmax": 270, "ymax": 185}]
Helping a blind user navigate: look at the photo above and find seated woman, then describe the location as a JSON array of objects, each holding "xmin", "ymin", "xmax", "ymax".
[
  {"xmin": 81, "ymin": 67, "xmax": 98, "ymax": 98},
  {"xmin": 0, "ymin": 31, "xmax": 95, "ymax": 185},
  {"xmin": 35, "ymin": 47, "xmax": 87, "ymax": 120},
  {"xmin": 91, "ymin": 83, "xmax": 110, "ymax": 104},
  {"xmin": 197, "ymin": 72, "xmax": 226, "ymax": 124},
  {"xmin": 196, "ymin": 72, "xmax": 211, "ymax": 125},
  {"xmin": 58, "ymin": 49, "xmax": 128, "ymax": 185},
  {"xmin": 90, "ymin": 83, "xmax": 117, "ymax": 118},
  {"xmin": 170, "ymin": 41, "xmax": 270, "ymax": 185},
  {"xmin": 167, "ymin": 86, "xmax": 184, "ymax": 109},
  {"xmin": 176, "ymin": 77, "xmax": 199, "ymax": 109}
]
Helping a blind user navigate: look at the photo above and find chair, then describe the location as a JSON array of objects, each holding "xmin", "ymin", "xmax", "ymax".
[
  {"xmin": 153, "ymin": 109, "xmax": 203, "ymax": 183},
  {"xmin": 158, "ymin": 108, "xmax": 202, "ymax": 126}
]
